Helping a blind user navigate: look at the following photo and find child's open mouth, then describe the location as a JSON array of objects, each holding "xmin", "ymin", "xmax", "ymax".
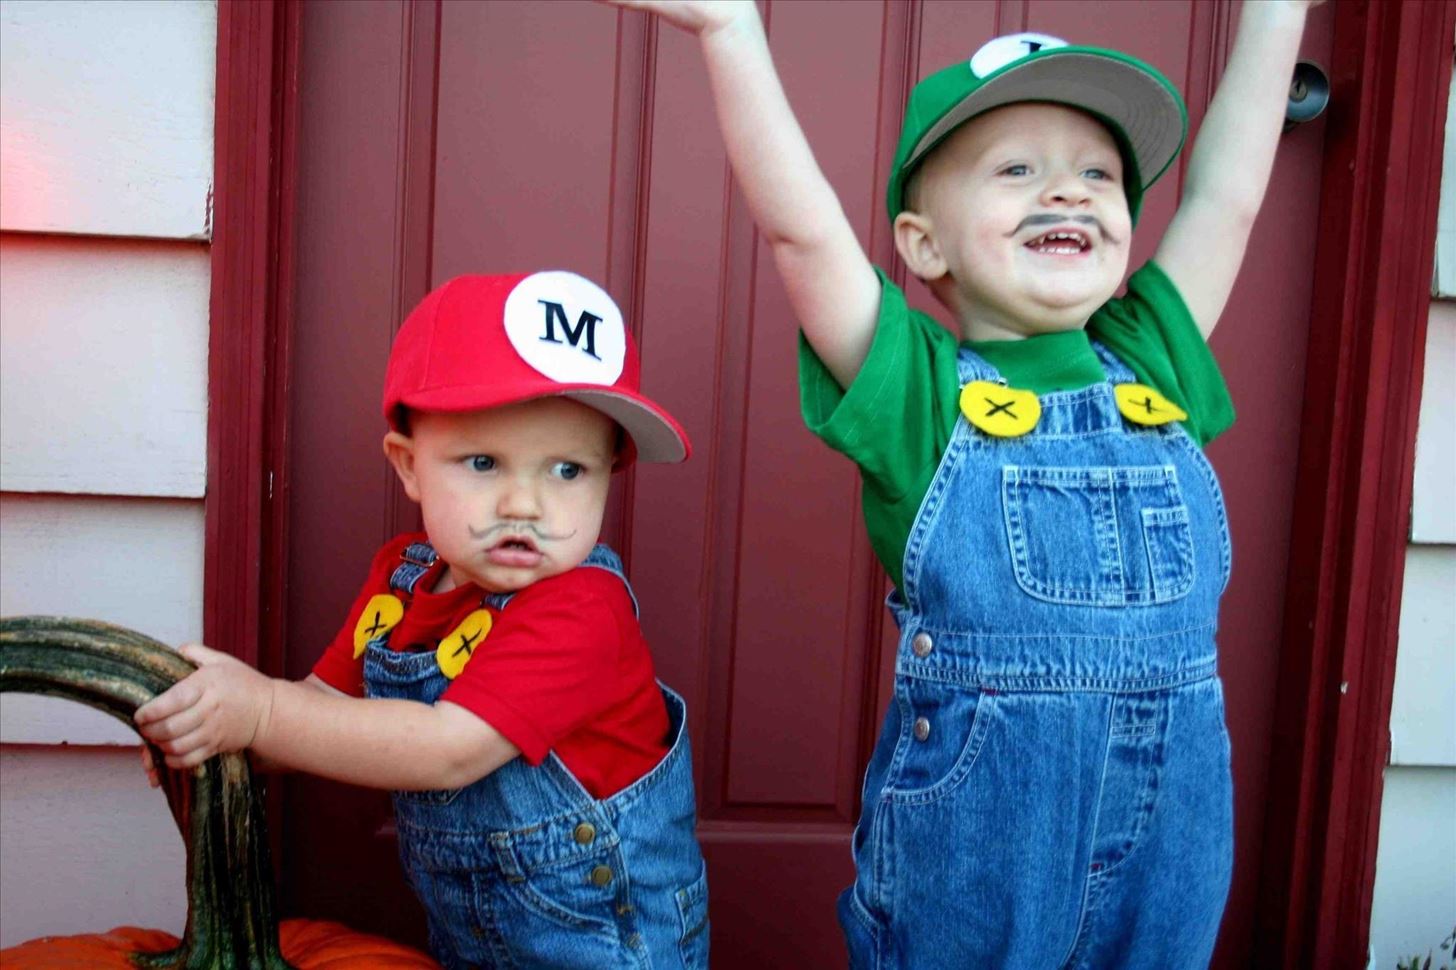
[
  {"xmin": 1025, "ymin": 229, "xmax": 1092, "ymax": 255},
  {"xmin": 487, "ymin": 535, "xmax": 543, "ymax": 568}
]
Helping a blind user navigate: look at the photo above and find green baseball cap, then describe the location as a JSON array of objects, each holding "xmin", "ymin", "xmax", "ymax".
[{"xmin": 887, "ymin": 33, "xmax": 1188, "ymax": 225}]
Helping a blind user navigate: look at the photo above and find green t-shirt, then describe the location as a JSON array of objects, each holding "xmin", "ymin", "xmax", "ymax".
[{"xmin": 800, "ymin": 261, "xmax": 1234, "ymax": 589}]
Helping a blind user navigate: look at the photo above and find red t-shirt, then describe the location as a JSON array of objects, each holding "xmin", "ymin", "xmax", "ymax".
[{"xmin": 312, "ymin": 533, "xmax": 670, "ymax": 799}]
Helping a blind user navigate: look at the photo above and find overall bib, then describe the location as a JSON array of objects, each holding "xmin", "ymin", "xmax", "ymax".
[
  {"xmin": 839, "ymin": 346, "xmax": 1235, "ymax": 969},
  {"xmin": 364, "ymin": 544, "xmax": 709, "ymax": 970}
]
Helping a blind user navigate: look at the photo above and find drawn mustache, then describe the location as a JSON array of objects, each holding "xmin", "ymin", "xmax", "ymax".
[
  {"xmin": 468, "ymin": 521, "xmax": 577, "ymax": 543},
  {"xmin": 1007, "ymin": 213, "xmax": 1118, "ymax": 245}
]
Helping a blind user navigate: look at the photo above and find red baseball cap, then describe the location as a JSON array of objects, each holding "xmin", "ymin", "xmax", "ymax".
[{"xmin": 382, "ymin": 271, "xmax": 690, "ymax": 465}]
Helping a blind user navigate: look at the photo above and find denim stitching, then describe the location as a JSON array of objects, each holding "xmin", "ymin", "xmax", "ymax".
[
  {"xmin": 885, "ymin": 690, "xmax": 998, "ymax": 805},
  {"xmin": 1172, "ymin": 430, "xmax": 1233, "ymax": 590},
  {"xmin": 1092, "ymin": 695, "xmax": 1168, "ymax": 881},
  {"xmin": 893, "ymin": 658, "xmax": 1218, "ymax": 694},
  {"xmin": 1002, "ymin": 464, "xmax": 1192, "ymax": 606},
  {"xmin": 1058, "ymin": 697, "xmax": 1117, "ymax": 969},
  {"xmin": 1141, "ymin": 505, "xmax": 1196, "ymax": 603}
]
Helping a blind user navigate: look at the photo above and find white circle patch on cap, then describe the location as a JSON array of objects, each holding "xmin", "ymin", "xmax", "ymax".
[
  {"xmin": 503, "ymin": 271, "xmax": 626, "ymax": 386},
  {"xmin": 969, "ymin": 32, "xmax": 1068, "ymax": 78}
]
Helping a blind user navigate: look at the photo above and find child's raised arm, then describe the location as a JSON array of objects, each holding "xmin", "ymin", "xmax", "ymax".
[
  {"xmin": 135, "ymin": 644, "xmax": 519, "ymax": 790},
  {"xmin": 605, "ymin": 0, "xmax": 881, "ymax": 389},
  {"xmin": 1154, "ymin": 0, "xmax": 1320, "ymax": 338}
]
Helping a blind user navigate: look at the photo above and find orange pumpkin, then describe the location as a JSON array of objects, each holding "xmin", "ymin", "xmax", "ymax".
[
  {"xmin": 0, "ymin": 617, "xmax": 440, "ymax": 969},
  {"xmin": 0, "ymin": 920, "xmax": 439, "ymax": 968}
]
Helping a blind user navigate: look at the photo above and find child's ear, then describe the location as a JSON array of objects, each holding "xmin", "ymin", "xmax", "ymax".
[
  {"xmin": 382, "ymin": 431, "xmax": 423, "ymax": 501},
  {"xmin": 893, "ymin": 211, "xmax": 948, "ymax": 282}
]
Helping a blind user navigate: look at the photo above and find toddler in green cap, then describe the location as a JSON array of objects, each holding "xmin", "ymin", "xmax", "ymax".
[{"xmin": 610, "ymin": 0, "xmax": 1318, "ymax": 965}]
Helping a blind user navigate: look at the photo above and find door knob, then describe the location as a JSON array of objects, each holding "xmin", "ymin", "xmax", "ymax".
[{"xmin": 1285, "ymin": 60, "xmax": 1330, "ymax": 131}]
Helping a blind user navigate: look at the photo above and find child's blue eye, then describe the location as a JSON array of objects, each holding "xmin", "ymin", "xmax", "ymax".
[
  {"xmin": 468, "ymin": 455, "xmax": 495, "ymax": 472},
  {"xmin": 1083, "ymin": 167, "xmax": 1114, "ymax": 181},
  {"xmin": 552, "ymin": 462, "xmax": 583, "ymax": 481},
  {"xmin": 1000, "ymin": 164, "xmax": 1031, "ymax": 177}
]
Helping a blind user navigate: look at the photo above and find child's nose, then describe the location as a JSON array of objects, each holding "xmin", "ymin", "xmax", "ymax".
[
  {"xmin": 496, "ymin": 477, "xmax": 542, "ymax": 518},
  {"xmin": 1041, "ymin": 171, "xmax": 1091, "ymax": 206}
]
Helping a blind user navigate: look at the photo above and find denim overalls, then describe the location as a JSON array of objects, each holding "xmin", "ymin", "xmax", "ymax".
[
  {"xmin": 364, "ymin": 544, "xmax": 710, "ymax": 970},
  {"xmin": 839, "ymin": 345, "xmax": 1235, "ymax": 969}
]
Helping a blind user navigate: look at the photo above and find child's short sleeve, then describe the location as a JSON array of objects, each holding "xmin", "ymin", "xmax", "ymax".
[
  {"xmin": 1089, "ymin": 262, "xmax": 1236, "ymax": 446},
  {"xmin": 439, "ymin": 569, "xmax": 634, "ymax": 766},
  {"xmin": 798, "ymin": 269, "xmax": 963, "ymax": 587},
  {"xmin": 311, "ymin": 534, "xmax": 420, "ymax": 695}
]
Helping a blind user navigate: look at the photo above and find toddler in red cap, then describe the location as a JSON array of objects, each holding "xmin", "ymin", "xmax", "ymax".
[{"xmin": 138, "ymin": 271, "xmax": 709, "ymax": 969}]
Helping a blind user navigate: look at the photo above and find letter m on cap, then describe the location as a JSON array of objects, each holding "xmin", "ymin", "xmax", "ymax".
[{"xmin": 538, "ymin": 300, "xmax": 602, "ymax": 360}]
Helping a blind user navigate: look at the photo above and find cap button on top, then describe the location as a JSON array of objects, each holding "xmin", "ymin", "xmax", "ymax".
[
  {"xmin": 911, "ymin": 632, "xmax": 934, "ymax": 658},
  {"xmin": 913, "ymin": 717, "xmax": 931, "ymax": 742},
  {"xmin": 573, "ymin": 822, "xmax": 596, "ymax": 846}
]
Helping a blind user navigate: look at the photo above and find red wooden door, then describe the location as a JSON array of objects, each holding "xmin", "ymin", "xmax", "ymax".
[{"xmin": 278, "ymin": 2, "xmax": 1333, "ymax": 966}]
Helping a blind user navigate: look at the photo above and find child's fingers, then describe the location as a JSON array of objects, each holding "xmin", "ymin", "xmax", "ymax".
[
  {"xmin": 134, "ymin": 679, "xmax": 200, "ymax": 725},
  {"xmin": 137, "ymin": 703, "xmax": 208, "ymax": 744},
  {"xmin": 159, "ymin": 730, "xmax": 218, "ymax": 770},
  {"xmin": 153, "ymin": 723, "xmax": 219, "ymax": 766},
  {"xmin": 137, "ymin": 647, "xmax": 266, "ymax": 759},
  {"xmin": 177, "ymin": 642, "xmax": 227, "ymax": 666}
]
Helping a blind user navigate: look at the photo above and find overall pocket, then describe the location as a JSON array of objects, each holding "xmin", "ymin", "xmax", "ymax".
[
  {"xmin": 676, "ymin": 862, "xmax": 711, "ymax": 968},
  {"xmin": 484, "ymin": 845, "xmax": 633, "ymax": 968},
  {"xmin": 884, "ymin": 678, "xmax": 996, "ymax": 805},
  {"xmin": 1002, "ymin": 464, "xmax": 1195, "ymax": 606},
  {"xmin": 494, "ymin": 848, "xmax": 623, "ymax": 936}
]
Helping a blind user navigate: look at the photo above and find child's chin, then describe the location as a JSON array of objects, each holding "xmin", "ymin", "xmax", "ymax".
[
  {"xmin": 1030, "ymin": 282, "xmax": 1119, "ymax": 317},
  {"xmin": 462, "ymin": 566, "xmax": 534, "ymax": 594},
  {"xmin": 477, "ymin": 561, "xmax": 579, "ymax": 593}
]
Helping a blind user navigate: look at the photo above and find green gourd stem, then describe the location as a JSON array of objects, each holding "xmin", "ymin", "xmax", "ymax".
[{"xmin": 0, "ymin": 616, "xmax": 294, "ymax": 970}]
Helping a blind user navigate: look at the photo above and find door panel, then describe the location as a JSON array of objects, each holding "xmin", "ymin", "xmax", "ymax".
[{"xmin": 282, "ymin": 2, "xmax": 1331, "ymax": 966}]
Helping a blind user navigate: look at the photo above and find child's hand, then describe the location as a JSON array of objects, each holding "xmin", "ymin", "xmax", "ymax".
[
  {"xmin": 134, "ymin": 644, "xmax": 276, "ymax": 770},
  {"xmin": 598, "ymin": 0, "xmax": 756, "ymax": 37}
]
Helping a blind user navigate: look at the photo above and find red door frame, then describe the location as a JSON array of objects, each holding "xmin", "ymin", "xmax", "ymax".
[
  {"xmin": 204, "ymin": 0, "xmax": 300, "ymax": 685},
  {"xmin": 204, "ymin": 1, "xmax": 1452, "ymax": 962},
  {"xmin": 1254, "ymin": 0, "xmax": 1455, "ymax": 965}
]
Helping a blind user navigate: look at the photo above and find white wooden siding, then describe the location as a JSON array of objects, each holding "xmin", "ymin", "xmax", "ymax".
[
  {"xmin": 0, "ymin": 0, "xmax": 215, "ymax": 946},
  {"xmin": 0, "ymin": 237, "xmax": 210, "ymax": 498},
  {"xmin": 1389, "ymin": 546, "xmax": 1456, "ymax": 767},
  {"xmin": 0, "ymin": 747, "xmax": 186, "ymax": 946},
  {"xmin": 1410, "ymin": 302, "xmax": 1456, "ymax": 543},
  {"xmin": 1436, "ymin": 65, "xmax": 1456, "ymax": 297},
  {"xmin": 1372, "ymin": 62, "xmax": 1456, "ymax": 962},
  {"xmin": 0, "ymin": 0, "xmax": 216, "ymax": 239},
  {"xmin": 1368, "ymin": 767, "xmax": 1456, "ymax": 965},
  {"xmin": 0, "ymin": 494, "xmax": 203, "ymax": 746}
]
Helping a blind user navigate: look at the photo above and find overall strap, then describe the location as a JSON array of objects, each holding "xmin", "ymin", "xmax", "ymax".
[
  {"xmin": 579, "ymin": 543, "xmax": 641, "ymax": 618},
  {"xmin": 1090, "ymin": 340, "xmax": 1139, "ymax": 384},
  {"xmin": 484, "ymin": 589, "xmax": 516, "ymax": 610},
  {"xmin": 391, "ymin": 539, "xmax": 516, "ymax": 609},
  {"xmin": 389, "ymin": 541, "xmax": 439, "ymax": 596},
  {"xmin": 954, "ymin": 345, "xmax": 1003, "ymax": 384}
]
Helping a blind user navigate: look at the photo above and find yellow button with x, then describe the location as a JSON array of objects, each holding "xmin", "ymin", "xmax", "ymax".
[
  {"xmin": 1114, "ymin": 383, "xmax": 1187, "ymax": 427},
  {"xmin": 353, "ymin": 594, "xmax": 404, "ymax": 658},
  {"xmin": 437, "ymin": 609, "xmax": 493, "ymax": 680},
  {"xmin": 960, "ymin": 381, "xmax": 1041, "ymax": 437}
]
